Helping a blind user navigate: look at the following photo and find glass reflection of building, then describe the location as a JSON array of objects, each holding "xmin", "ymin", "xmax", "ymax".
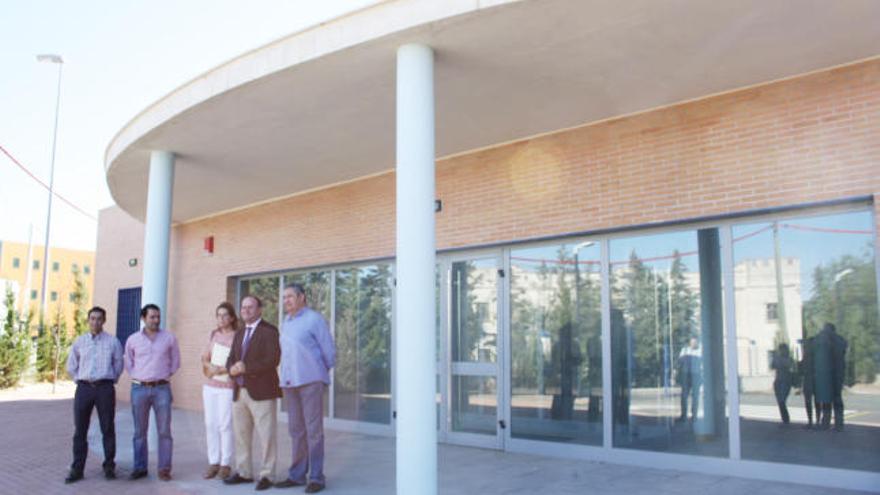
[{"xmin": 236, "ymin": 207, "xmax": 879, "ymax": 475}]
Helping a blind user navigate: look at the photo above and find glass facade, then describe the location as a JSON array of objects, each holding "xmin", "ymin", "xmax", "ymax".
[
  {"xmin": 733, "ymin": 211, "xmax": 880, "ymax": 472},
  {"xmin": 510, "ymin": 241, "xmax": 603, "ymax": 445},
  {"xmin": 237, "ymin": 205, "xmax": 879, "ymax": 476},
  {"xmin": 334, "ymin": 264, "xmax": 393, "ymax": 424},
  {"xmin": 610, "ymin": 228, "xmax": 728, "ymax": 456},
  {"xmin": 449, "ymin": 258, "xmax": 499, "ymax": 435}
]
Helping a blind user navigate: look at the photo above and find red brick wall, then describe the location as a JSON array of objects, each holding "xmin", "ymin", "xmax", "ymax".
[{"xmin": 97, "ymin": 59, "xmax": 880, "ymax": 411}]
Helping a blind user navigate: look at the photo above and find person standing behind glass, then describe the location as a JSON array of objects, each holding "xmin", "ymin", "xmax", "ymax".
[
  {"xmin": 200, "ymin": 302, "xmax": 239, "ymax": 480},
  {"xmin": 770, "ymin": 343, "xmax": 793, "ymax": 425},
  {"xmin": 677, "ymin": 337, "xmax": 702, "ymax": 422},
  {"xmin": 64, "ymin": 306, "xmax": 123, "ymax": 484},
  {"xmin": 828, "ymin": 323, "xmax": 848, "ymax": 431},
  {"xmin": 799, "ymin": 336, "xmax": 818, "ymax": 429},
  {"xmin": 813, "ymin": 323, "xmax": 835, "ymax": 429},
  {"xmin": 275, "ymin": 283, "xmax": 336, "ymax": 494}
]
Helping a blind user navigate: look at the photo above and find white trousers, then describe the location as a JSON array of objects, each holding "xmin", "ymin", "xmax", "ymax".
[{"xmin": 203, "ymin": 385, "xmax": 235, "ymax": 466}]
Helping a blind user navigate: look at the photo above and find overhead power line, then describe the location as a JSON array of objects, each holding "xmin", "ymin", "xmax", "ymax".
[{"xmin": 0, "ymin": 143, "xmax": 97, "ymax": 221}]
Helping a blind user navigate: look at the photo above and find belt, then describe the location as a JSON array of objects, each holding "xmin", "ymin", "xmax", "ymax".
[
  {"xmin": 77, "ymin": 379, "xmax": 113, "ymax": 386},
  {"xmin": 132, "ymin": 379, "xmax": 169, "ymax": 387}
]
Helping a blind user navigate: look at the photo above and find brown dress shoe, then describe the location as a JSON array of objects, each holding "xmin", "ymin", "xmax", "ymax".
[
  {"xmin": 203, "ymin": 464, "xmax": 220, "ymax": 479},
  {"xmin": 218, "ymin": 466, "xmax": 231, "ymax": 480},
  {"xmin": 158, "ymin": 469, "xmax": 172, "ymax": 481},
  {"xmin": 305, "ymin": 481, "xmax": 325, "ymax": 493}
]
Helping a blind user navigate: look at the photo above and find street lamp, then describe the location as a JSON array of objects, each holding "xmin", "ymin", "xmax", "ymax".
[
  {"xmin": 833, "ymin": 267, "xmax": 854, "ymax": 331},
  {"xmin": 36, "ymin": 53, "xmax": 63, "ymax": 331}
]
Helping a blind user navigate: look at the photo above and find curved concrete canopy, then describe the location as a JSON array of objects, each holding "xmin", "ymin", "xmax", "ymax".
[{"xmin": 106, "ymin": 0, "xmax": 880, "ymax": 223}]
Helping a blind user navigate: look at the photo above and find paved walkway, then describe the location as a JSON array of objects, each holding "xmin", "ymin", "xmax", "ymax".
[{"xmin": 0, "ymin": 382, "xmax": 872, "ymax": 494}]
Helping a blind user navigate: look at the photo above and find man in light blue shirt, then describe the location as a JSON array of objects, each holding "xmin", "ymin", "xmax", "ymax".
[
  {"xmin": 65, "ymin": 306, "xmax": 124, "ymax": 483},
  {"xmin": 275, "ymin": 283, "xmax": 335, "ymax": 493}
]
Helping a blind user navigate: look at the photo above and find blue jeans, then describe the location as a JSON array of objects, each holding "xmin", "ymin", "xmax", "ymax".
[{"xmin": 131, "ymin": 383, "xmax": 173, "ymax": 472}]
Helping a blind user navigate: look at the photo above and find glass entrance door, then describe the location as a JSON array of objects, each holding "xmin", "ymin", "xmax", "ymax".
[{"xmin": 442, "ymin": 253, "xmax": 505, "ymax": 449}]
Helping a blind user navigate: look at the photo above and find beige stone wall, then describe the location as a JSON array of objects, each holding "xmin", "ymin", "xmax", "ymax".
[{"xmin": 96, "ymin": 59, "xmax": 880, "ymax": 411}]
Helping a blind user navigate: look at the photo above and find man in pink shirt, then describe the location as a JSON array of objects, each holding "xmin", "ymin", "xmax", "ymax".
[{"xmin": 124, "ymin": 304, "xmax": 181, "ymax": 481}]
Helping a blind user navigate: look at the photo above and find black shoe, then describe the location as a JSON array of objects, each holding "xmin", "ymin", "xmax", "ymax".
[
  {"xmin": 128, "ymin": 469, "xmax": 148, "ymax": 480},
  {"xmin": 64, "ymin": 471, "xmax": 84, "ymax": 484},
  {"xmin": 224, "ymin": 473, "xmax": 254, "ymax": 485},
  {"xmin": 274, "ymin": 478, "xmax": 305, "ymax": 488},
  {"xmin": 305, "ymin": 482, "xmax": 325, "ymax": 493},
  {"xmin": 256, "ymin": 477, "xmax": 274, "ymax": 491},
  {"xmin": 104, "ymin": 467, "xmax": 116, "ymax": 480}
]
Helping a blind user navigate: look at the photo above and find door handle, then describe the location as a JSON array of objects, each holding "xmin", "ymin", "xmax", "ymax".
[{"xmin": 498, "ymin": 419, "xmax": 506, "ymax": 429}]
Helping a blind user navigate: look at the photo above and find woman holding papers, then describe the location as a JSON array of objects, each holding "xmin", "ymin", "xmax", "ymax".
[{"xmin": 200, "ymin": 302, "xmax": 240, "ymax": 480}]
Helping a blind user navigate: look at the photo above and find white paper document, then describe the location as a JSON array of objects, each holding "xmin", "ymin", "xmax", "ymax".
[{"xmin": 210, "ymin": 343, "xmax": 231, "ymax": 382}]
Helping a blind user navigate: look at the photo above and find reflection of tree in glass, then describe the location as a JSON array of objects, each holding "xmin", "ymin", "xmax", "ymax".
[
  {"xmin": 511, "ymin": 265, "xmax": 540, "ymax": 389},
  {"xmin": 284, "ymin": 271, "xmax": 330, "ymax": 318},
  {"xmin": 358, "ymin": 265, "xmax": 392, "ymax": 396},
  {"xmin": 334, "ymin": 268, "xmax": 358, "ymax": 406},
  {"xmin": 616, "ymin": 250, "xmax": 698, "ymax": 388},
  {"xmin": 665, "ymin": 253, "xmax": 698, "ymax": 384},
  {"xmin": 334, "ymin": 265, "xmax": 392, "ymax": 421},
  {"xmin": 510, "ymin": 245, "xmax": 602, "ymax": 407},
  {"xmin": 451, "ymin": 261, "xmax": 493, "ymax": 362},
  {"xmin": 241, "ymin": 277, "xmax": 280, "ymax": 326},
  {"xmin": 803, "ymin": 250, "xmax": 878, "ymax": 384}
]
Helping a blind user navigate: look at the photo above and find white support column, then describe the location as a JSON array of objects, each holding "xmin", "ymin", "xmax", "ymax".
[
  {"xmin": 141, "ymin": 150, "xmax": 175, "ymax": 316},
  {"xmin": 395, "ymin": 43, "xmax": 436, "ymax": 495}
]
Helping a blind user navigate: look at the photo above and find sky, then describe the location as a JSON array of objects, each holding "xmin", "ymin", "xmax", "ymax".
[{"xmin": 0, "ymin": 0, "xmax": 379, "ymax": 252}]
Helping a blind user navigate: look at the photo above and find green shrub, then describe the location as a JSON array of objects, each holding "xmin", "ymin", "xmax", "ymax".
[{"xmin": 0, "ymin": 286, "xmax": 31, "ymax": 389}]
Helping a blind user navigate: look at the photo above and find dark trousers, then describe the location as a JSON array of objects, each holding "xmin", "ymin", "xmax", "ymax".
[
  {"xmin": 774, "ymin": 382, "xmax": 791, "ymax": 424},
  {"xmin": 680, "ymin": 379, "xmax": 700, "ymax": 419},
  {"xmin": 803, "ymin": 388, "xmax": 815, "ymax": 424},
  {"xmin": 819, "ymin": 402, "xmax": 833, "ymax": 428},
  {"xmin": 832, "ymin": 390, "xmax": 845, "ymax": 428},
  {"xmin": 72, "ymin": 381, "xmax": 116, "ymax": 473}
]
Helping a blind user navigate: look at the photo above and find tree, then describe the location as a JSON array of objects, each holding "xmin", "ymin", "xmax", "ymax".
[
  {"xmin": 620, "ymin": 251, "xmax": 661, "ymax": 388},
  {"xmin": 803, "ymin": 251, "xmax": 878, "ymax": 384},
  {"xmin": 70, "ymin": 267, "xmax": 89, "ymax": 336},
  {"xmin": 36, "ymin": 304, "xmax": 70, "ymax": 382},
  {"xmin": 0, "ymin": 285, "xmax": 31, "ymax": 388},
  {"xmin": 613, "ymin": 250, "xmax": 699, "ymax": 389},
  {"xmin": 332, "ymin": 264, "xmax": 393, "ymax": 421}
]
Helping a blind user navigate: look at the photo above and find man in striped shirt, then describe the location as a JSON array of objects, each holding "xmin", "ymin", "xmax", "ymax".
[{"xmin": 64, "ymin": 306, "xmax": 124, "ymax": 484}]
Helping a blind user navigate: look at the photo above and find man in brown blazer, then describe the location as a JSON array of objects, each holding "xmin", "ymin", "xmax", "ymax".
[{"xmin": 223, "ymin": 295, "xmax": 281, "ymax": 491}]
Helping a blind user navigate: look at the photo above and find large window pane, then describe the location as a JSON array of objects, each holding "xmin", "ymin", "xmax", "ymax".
[
  {"xmin": 452, "ymin": 375, "xmax": 497, "ymax": 434},
  {"xmin": 610, "ymin": 229, "xmax": 728, "ymax": 456},
  {"xmin": 510, "ymin": 241, "xmax": 603, "ymax": 445},
  {"xmin": 451, "ymin": 259, "xmax": 497, "ymax": 363},
  {"xmin": 735, "ymin": 210, "xmax": 879, "ymax": 471},
  {"xmin": 334, "ymin": 264, "xmax": 392, "ymax": 424},
  {"xmin": 239, "ymin": 276, "xmax": 280, "ymax": 327}
]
